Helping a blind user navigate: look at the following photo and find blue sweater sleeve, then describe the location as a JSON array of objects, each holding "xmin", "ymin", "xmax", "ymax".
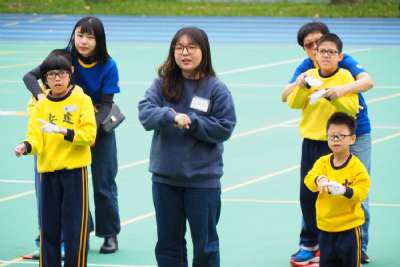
[
  {"xmin": 138, "ymin": 79, "xmax": 176, "ymax": 131},
  {"xmin": 187, "ymin": 84, "xmax": 236, "ymax": 144},
  {"xmin": 339, "ymin": 54, "xmax": 366, "ymax": 78},
  {"xmin": 289, "ymin": 58, "xmax": 314, "ymax": 83}
]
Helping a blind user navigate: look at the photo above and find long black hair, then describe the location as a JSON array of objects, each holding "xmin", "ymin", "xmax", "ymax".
[
  {"xmin": 158, "ymin": 27, "xmax": 216, "ymax": 102},
  {"xmin": 40, "ymin": 49, "xmax": 73, "ymax": 88},
  {"xmin": 66, "ymin": 16, "xmax": 109, "ymax": 64}
]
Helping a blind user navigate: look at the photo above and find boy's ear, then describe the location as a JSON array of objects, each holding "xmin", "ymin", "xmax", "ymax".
[
  {"xmin": 350, "ymin": 134, "xmax": 356, "ymax": 145},
  {"xmin": 338, "ymin": 52, "xmax": 344, "ymax": 61},
  {"xmin": 71, "ymin": 66, "xmax": 75, "ymax": 74}
]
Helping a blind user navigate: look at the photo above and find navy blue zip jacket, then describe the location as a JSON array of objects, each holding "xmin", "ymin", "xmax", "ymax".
[{"xmin": 138, "ymin": 76, "xmax": 236, "ymax": 188}]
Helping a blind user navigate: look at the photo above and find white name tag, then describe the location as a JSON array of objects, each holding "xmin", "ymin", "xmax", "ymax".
[
  {"xmin": 190, "ymin": 96, "xmax": 209, "ymax": 113},
  {"xmin": 64, "ymin": 105, "xmax": 77, "ymax": 112}
]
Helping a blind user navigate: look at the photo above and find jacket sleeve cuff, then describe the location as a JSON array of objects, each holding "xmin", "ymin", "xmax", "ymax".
[
  {"xmin": 64, "ymin": 129, "xmax": 75, "ymax": 142},
  {"xmin": 344, "ymin": 187, "xmax": 354, "ymax": 199},
  {"xmin": 23, "ymin": 141, "xmax": 32, "ymax": 154},
  {"xmin": 165, "ymin": 109, "xmax": 176, "ymax": 124}
]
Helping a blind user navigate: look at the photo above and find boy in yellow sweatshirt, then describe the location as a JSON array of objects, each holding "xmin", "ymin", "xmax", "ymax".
[
  {"xmin": 15, "ymin": 50, "xmax": 96, "ymax": 267},
  {"xmin": 287, "ymin": 33, "xmax": 360, "ymax": 266},
  {"xmin": 305, "ymin": 112, "xmax": 370, "ymax": 267}
]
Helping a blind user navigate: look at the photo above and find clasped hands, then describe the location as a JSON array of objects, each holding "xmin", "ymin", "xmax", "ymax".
[{"xmin": 174, "ymin": 113, "xmax": 191, "ymax": 129}]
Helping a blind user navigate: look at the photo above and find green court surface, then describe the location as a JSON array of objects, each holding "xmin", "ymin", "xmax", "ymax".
[{"xmin": 0, "ymin": 40, "xmax": 399, "ymax": 267}]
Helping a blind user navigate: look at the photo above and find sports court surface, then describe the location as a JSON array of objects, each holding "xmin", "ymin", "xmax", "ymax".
[{"xmin": 0, "ymin": 14, "xmax": 399, "ymax": 267}]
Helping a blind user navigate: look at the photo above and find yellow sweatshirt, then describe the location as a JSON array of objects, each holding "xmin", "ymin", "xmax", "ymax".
[
  {"xmin": 304, "ymin": 154, "xmax": 370, "ymax": 232},
  {"xmin": 25, "ymin": 86, "xmax": 96, "ymax": 173},
  {"xmin": 287, "ymin": 68, "xmax": 359, "ymax": 141}
]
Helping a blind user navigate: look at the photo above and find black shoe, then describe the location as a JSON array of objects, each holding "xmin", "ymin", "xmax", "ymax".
[
  {"xmin": 99, "ymin": 236, "xmax": 118, "ymax": 254},
  {"xmin": 361, "ymin": 251, "xmax": 370, "ymax": 264}
]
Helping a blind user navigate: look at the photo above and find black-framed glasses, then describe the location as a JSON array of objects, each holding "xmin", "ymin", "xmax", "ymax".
[
  {"xmin": 174, "ymin": 44, "xmax": 199, "ymax": 54},
  {"xmin": 46, "ymin": 70, "xmax": 69, "ymax": 80},
  {"xmin": 317, "ymin": 49, "xmax": 339, "ymax": 56},
  {"xmin": 327, "ymin": 134, "xmax": 352, "ymax": 141}
]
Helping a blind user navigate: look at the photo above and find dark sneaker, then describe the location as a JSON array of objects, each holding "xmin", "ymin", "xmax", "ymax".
[
  {"xmin": 361, "ymin": 251, "xmax": 370, "ymax": 264},
  {"xmin": 100, "ymin": 236, "xmax": 118, "ymax": 254}
]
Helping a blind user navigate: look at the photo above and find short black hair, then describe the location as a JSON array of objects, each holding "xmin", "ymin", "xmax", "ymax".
[
  {"xmin": 317, "ymin": 33, "xmax": 343, "ymax": 53},
  {"xmin": 40, "ymin": 49, "xmax": 73, "ymax": 87},
  {"xmin": 327, "ymin": 112, "xmax": 356, "ymax": 135},
  {"xmin": 297, "ymin": 21, "xmax": 330, "ymax": 47},
  {"xmin": 67, "ymin": 16, "xmax": 109, "ymax": 64}
]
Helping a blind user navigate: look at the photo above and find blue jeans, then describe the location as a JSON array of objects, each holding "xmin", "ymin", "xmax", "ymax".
[
  {"xmin": 350, "ymin": 133, "xmax": 371, "ymax": 252},
  {"xmin": 91, "ymin": 131, "xmax": 121, "ymax": 237},
  {"xmin": 152, "ymin": 182, "xmax": 221, "ymax": 267}
]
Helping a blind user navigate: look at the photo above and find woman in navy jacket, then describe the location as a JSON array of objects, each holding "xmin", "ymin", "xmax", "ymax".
[{"xmin": 138, "ymin": 27, "xmax": 236, "ymax": 267}]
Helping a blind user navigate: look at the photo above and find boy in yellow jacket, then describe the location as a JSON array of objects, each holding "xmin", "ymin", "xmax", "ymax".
[
  {"xmin": 15, "ymin": 50, "xmax": 96, "ymax": 267},
  {"xmin": 305, "ymin": 112, "xmax": 370, "ymax": 267}
]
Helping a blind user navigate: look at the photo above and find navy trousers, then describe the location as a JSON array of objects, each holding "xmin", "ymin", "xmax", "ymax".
[
  {"xmin": 40, "ymin": 167, "xmax": 89, "ymax": 267},
  {"xmin": 91, "ymin": 131, "xmax": 121, "ymax": 237},
  {"xmin": 299, "ymin": 138, "xmax": 331, "ymax": 247},
  {"xmin": 152, "ymin": 182, "xmax": 221, "ymax": 267},
  {"xmin": 319, "ymin": 227, "xmax": 362, "ymax": 267}
]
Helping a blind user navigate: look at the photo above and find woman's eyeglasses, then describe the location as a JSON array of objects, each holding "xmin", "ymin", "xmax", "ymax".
[{"xmin": 174, "ymin": 44, "xmax": 199, "ymax": 54}]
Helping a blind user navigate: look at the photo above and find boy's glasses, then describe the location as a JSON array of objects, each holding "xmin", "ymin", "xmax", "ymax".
[
  {"xmin": 303, "ymin": 40, "xmax": 318, "ymax": 50},
  {"xmin": 327, "ymin": 134, "xmax": 352, "ymax": 141},
  {"xmin": 174, "ymin": 44, "xmax": 199, "ymax": 54},
  {"xmin": 317, "ymin": 49, "xmax": 339, "ymax": 57},
  {"xmin": 46, "ymin": 70, "xmax": 69, "ymax": 80}
]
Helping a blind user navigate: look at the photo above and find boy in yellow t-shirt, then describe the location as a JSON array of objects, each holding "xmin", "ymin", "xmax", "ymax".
[
  {"xmin": 15, "ymin": 50, "xmax": 96, "ymax": 267},
  {"xmin": 305, "ymin": 112, "xmax": 370, "ymax": 267}
]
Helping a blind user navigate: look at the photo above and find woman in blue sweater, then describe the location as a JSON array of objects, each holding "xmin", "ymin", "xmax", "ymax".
[{"xmin": 138, "ymin": 27, "xmax": 236, "ymax": 267}]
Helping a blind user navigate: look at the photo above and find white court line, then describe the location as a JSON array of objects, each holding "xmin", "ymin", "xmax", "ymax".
[
  {"xmin": 0, "ymin": 179, "xmax": 33, "ymax": 184},
  {"xmin": 366, "ymin": 93, "xmax": 400, "ymax": 104},
  {"xmin": 0, "ymin": 111, "xmax": 27, "ymax": 116},
  {"xmin": 372, "ymin": 125, "xmax": 400, "ymax": 130},
  {"xmin": 218, "ymin": 48, "xmax": 370, "ymax": 76},
  {"xmin": 0, "ymin": 62, "xmax": 40, "ymax": 69},
  {"xmin": 231, "ymin": 118, "xmax": 299, "ymax": 139},
  {"xmin": 222, "ymin": 198, "xmax": 400, "ymax": 208},
  {"xmin": 0, "ymin": 190, "xmax": 35, "ymax": 203},
  {"xmin": 0, "ymin": 260, "xmax": 156, "ymax": 267}
]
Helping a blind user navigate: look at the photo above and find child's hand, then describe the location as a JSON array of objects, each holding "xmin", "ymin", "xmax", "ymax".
[
  {"xmin": 327, "ymin": 181, "xmax": 346, "ymax": 196},
  {"xmin": 316, "ymin": 175, "xmax": 330, "ymax": 193},
  {"xmin": 15, "ymin": 143, "xmax": 27, "ymax": 157},
  {"xmin": 295, "ymin": 73, "xmax": 308, "ymax": 89},
  {"xmin": 174, "ymin": 113, "xmax": 191, "ymax": 129},
  {"xmin": 324, "ymin": 86, "xmax": 348, "ymax": 100},
  {"xmin": 37, "ymin": 119, "xmax": 65, "ymax": 134}
]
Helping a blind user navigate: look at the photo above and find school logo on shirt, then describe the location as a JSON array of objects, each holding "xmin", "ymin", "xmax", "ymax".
[{"xmin": 190, "ymin": 96, "xmax": 210, "ymax": 113}]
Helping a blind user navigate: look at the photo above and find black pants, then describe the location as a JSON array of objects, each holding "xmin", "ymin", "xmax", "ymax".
[
  {"xmin": 40, "ymin": 168, "xmax": 89, "ymax": 267},
  {"xmin": 319, "ymin": 227, "xmax": 362, "ymax": 267},
  {"xmin": 299, "ymin": 138, "xmax": 330, "ymax": 247}
]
